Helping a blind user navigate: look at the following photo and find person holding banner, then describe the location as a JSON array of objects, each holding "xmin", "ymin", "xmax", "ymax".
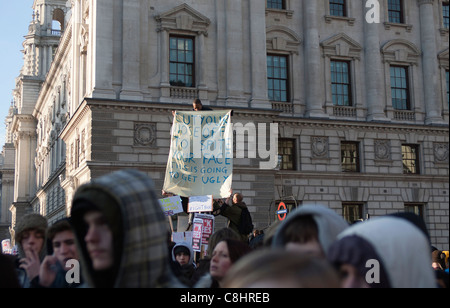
[{"xmin": 213, "ymin": 191, "xmax": 251, "ymax": 242}]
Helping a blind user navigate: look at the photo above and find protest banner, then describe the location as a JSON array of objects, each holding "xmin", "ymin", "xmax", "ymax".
[
  {"xmin": 192, "ymin": 219, "xmax": 203, "ymax": 252},
  {"xmin": 188, "ymin": 195, "xmax": 213, "ymax": 213},
  {"xmin": 196, "ymin": 213, "xmax": 215, "ymax": 245},
  {"xmin": 158, "ymin": 196, "xmax": 184, "ymax": 216},
  {"xmin": 163, "ymin": 110, "xmax": 233, "ymax": 198}
]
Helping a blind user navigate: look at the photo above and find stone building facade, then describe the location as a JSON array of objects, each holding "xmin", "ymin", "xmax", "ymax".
[{"xmin": 1, "ymin": 0, "xmax": 448, "ymax": 249}]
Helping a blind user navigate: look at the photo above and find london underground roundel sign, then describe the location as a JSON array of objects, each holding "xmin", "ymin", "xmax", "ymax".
[{"xmin": 277, "ymin": 202, "xmax": 288, "ymax": 221}]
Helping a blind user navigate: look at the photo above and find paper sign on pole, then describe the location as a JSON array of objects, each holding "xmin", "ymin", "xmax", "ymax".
[
  {"xmin": 158, "ymin": 196, "xmax": 184, "ymax": 216},
  {"xmin": 163, "ymin": 110, "xmax": 233, "ymax": 198},
  {"xmin": 188, "ymin": 195, "xmax": 213, "ymax": 213},
  {"xmin": 172, "ymin": 231, "xmax": 193, "ymax": 245}
]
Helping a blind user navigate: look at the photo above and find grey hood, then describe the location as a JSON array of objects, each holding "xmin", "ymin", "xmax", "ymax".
[{"xmin": 271, "ymin": 204, "xmax": 349, "ymax": 255}]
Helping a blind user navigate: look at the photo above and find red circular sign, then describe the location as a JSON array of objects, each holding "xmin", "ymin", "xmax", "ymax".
[{"xmin": 277, "ymin": 202, "xmax": 287, "ymax": 221}]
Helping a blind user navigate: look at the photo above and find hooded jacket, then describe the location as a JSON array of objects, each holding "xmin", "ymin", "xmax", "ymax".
[
  {"xmin": 171, "ymin": 242, "xmax": 195, "ymax": 266},
  {"xmin": 271, "ymin": 204, "xmax": 349, "ymax": 255},
  {"xmin": 70, "ymin": 169, "xmax": 183, "ymax": 288},
  {"xmin": 334, "ymin": 216, "xmax": 436, "ymax": 288},
  {"xmin": 14, "ymin": 213, "xmax": 48, "ymax": 288}
]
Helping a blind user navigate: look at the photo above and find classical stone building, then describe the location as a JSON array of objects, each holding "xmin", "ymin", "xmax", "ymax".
[{"xmin": 1, "ymin": 0, "xmax": 448, "ymax": 249}]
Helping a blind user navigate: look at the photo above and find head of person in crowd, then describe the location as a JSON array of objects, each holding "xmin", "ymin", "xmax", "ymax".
[
  {"xmin": 232, "ymin": 193, "xmax": 244, "ymax": 205},
  {"xmin": 172, "ymin": 242, "xmax": 194, "ymax": 267},
  {"xmin": 209, "ymin": 239, "xmax": 252, "ymax": 288},
  {"xmin": 70, "ymin": 169, "xmax": 183, "ymax": 288},
  {"xmin": 271, "ymin": 204, "xmax": 348, "ymax": 258},
  {"xmin": 15, "ymin": 213, "xmax": 48, "ymax": 262},
  {"xmin": 206, "ymin": 227, "xmax": 240, "ymax": 259},
  {"xmin": 47, "ymin": 219, "xmax": 79, "ymax": 270},
  {"xmin": 0, "ymin": 254, "xmax": 21, "ymax": 288},
  {"xmin": 36, "ymin": 219, "xmax": 81, "ymax": 288},
  {"xmin": 223, "ymin": 249, "xmax": 340, "ymax": 288},
  {"xmin": 15, "ymin": 213, "xmax": 48, "ymax": 286},
  {"xmin": 431, "ymin": 249, "xmax": 446, "ymax": 271},
  {"xmin": 328, "ymin": 215, "xmax": 436, "ymax": 288}
]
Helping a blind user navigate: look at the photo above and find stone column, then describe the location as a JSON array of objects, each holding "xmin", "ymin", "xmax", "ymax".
[
  {"xmin": 225, "ymin": 0, "xmax": 245, "ymax": 106},
  {"xmin": 303, "ymin": 0, "xmax": 326, "ymax": 117},
  {"xmin": 92, "ymin": 0, "xmax": 116, "ymax": 99},
  {"xmin": 249, "ymin": 0, "xmax": 271, "ymax": 109},
  {"xmin": 418, "ymin": 0, "xmax": 444, "ymax": 124},
  {"xmin": 364, "ymin": 9, "xmax": 389, "ymax": 121},
  {"xmin": 120, "ymin": 0, "xmax": 143, "ymax": 100}
]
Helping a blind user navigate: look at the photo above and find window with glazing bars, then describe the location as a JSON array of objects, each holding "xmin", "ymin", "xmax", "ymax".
[
  {"xmin": 278, "ymin": 139, "xmax": 296, "ymax": 170},
  {"xmin": 402, "ymin": 144, "xmax": 420, "ymax": 174},
  {"xmin": 390, "ymin": 66, "xmax": 410, "ymax": 110},
  {"xmin": 341, "ymin": 142, "xmax": 360, "ymax": 172},
  {"xmin": 169, "ymin": 36, "xmax": 195, "ymax": 87},
  {"xmin": 443, "ymin": 2, "xmax": 449, "ymax": 29},
  {"xmin": 267, "ymin": 0, "xmax": 285, "ymax": 10},
  {"xmin": 388, "ymin": 0, "xmax": 404, "ymax": 23},
  {"xmin": 329, "ymin": 0, "xmax": 347, "ymax": 17},
  {"xmin": 342, "ymin": 203, "xmax": 363, "ymax": 224},
  {"xmin": 267, "ymin": 55, "xmax": 289, "ymax": 102},
  {"xmin": 331, "ymin": 60, "xmax": 352, "ymax": 106}
]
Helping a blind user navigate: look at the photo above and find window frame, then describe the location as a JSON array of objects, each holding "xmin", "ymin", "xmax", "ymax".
[
  {"xmin": 404, "ymin": 203, "xmax": 425, "ymax": 219},
  {"xmin": 402, "ymin": 144, "xmax": 420, "ymax": 175},
  {"xmin": 331, "ymin": 60, "xmax": 353, "ymax": 107},
  {"xmin": 388, "ymin": 0, "xmax": 405, "ymax": 24},
  {"xmin": 278, "ymin": 138, "xmax": 297, "ymax": 171},
  {"xmin": 267, "ymin": 54, "xmax": 290, "ymax": 103},
  {"xmin": 342, "ymin": 202, "xmax": 364, "ymax": 224},
  {"xmin": 443, "ymin": 1, "xmax": 449, "ymax": 29},
  {"xmin": 267, "ymin": 0, "xmax": 286, "ymax": 10},
  {"xmin": 169, "ymin": 35, "xmax": 196, "ymax": 88},
  {"xmin": 329, "ymin": 0, "xmax": 347, "ymax": 17},
  {"xmin": 390, "ymin": 65, "xmax": 411, "ymax": 111},
  {"xmin": 341, "ymin": 141, "xmax": 361, "ymax": 173}
]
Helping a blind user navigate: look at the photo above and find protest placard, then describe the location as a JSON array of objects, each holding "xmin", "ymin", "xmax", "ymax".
[
  {"xmin": 158, "ymin": 196, "xmax": 184, "ymax": 216},
  {"xmin": 172, "ymin": 231, "xmax": 193, "ymax": 245},
  {"xmin": 196, "ymin": 213, "xmax": 215, "ymax": 245},
  {"xmin": 188, "ymin": 195, "xmax": 213, "ymax": 213},
  {"xmin": 163, "ymin": 110, "xmax": 233, "ymax": 198},
  {"xmin": 192, "ymin": 219, "xmax": 203, "ymax": 252}
]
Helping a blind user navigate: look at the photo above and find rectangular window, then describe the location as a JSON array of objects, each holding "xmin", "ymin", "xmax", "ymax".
[
  {"xmin": 446, "ymin": 70, "xmax": 449, "ymax": 106},
  {"xmin": 169, "ymin": 36, "xmax": 195, "ymax": 87},
  {"xmin": 342, "ymin": 203, "xmax": 364, "ymax": 224},
  {"xmin": 443, "ymin": 2, "xmax": 449, "ymax": 29},
  {"xmin": 390, "ymin": 66, "xmax": 410, "ymax": 110},
  {"xmin": 331, "ymin": 60, "xmax": 352, "ymax": 106},
  {"xmin": 341, "ymin": 141, "xmax": 360, "ymax": 172},
  {"xmin": 404, "ymin": 203, "xmax": 424, "ymax": 218},
  {"xmin": 388, "ymin": 0, "xmax": 404, "ymax": 23},
  {"xmin": 329, "ymin": 0, "xmax": 347, "ymax": 17},
  {"xmin": 267, "ymin": 55, "xmax": 289, "ymax": 102},
  {"xmin": 278, "ymin": 139, "xmax": 296, "ymax": 170},
  {"xmin": 402, "ymin": 144, "xmax": 420, "ymax": 174},
  {"xmin": 267, "ymin": 0, "xmax": 285, "ymax": 10}
]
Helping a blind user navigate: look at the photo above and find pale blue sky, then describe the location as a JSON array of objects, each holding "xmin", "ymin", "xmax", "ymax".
[{"xmin": 0, "ymin": 1, "xmax": 34, "ymax": 146}]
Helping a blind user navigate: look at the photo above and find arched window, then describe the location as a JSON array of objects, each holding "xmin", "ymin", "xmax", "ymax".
[{"xmin": 52, "ymin": 8, "xmax": 65, "ymax": 35}]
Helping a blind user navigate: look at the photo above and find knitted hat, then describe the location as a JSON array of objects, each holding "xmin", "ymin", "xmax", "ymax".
[
  {"xmin": 14, "ymin": 213, "xmax": 48, "ymax": 261},
  {"xmin": 15, "ymin": 213, "xmax": 48, "ymax": 244}
]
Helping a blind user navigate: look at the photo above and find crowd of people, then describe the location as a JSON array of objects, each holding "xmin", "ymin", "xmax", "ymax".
[{"xmin": 0, "ymin": 169, "xmax": 448, "ymax": 289}]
